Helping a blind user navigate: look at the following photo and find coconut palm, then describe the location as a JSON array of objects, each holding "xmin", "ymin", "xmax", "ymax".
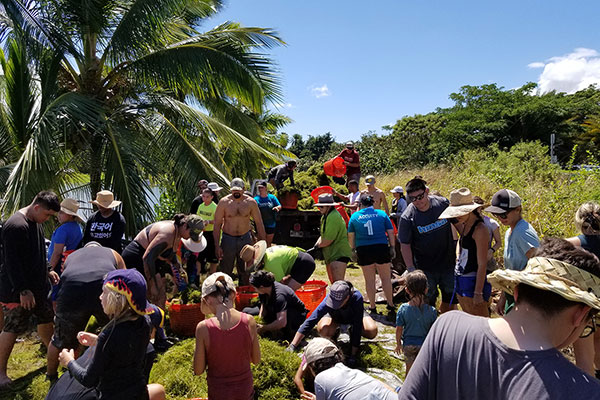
[{"xmin": 0, "ymin": 0, "xmax": 289, "ymax": 234}]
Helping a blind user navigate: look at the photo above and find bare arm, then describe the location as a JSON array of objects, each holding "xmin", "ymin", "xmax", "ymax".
[
  {"xmin": 401, "ymin": 243, "xmax": 415, "ymax": 270},
  {"xmin": 294, "ymin": 362, "xmax": 307, "ymax": 394},
  {"xmin": 386, "ymin": 228, "xmax": 395, "ymax": 247},
  {"xmin": 566, "ymin": 236, "xmax": 582, "ymax": 247},
  {"xmin": 213, "ymin": 202, "xmax": 225, "ymax": 259},
  {"xmin": 290, "ymin": 331, "xmax": 305, "ymax": 347},
  {"xmin": 248, "ymin": 316, "xmax": 261, "ymax": 364},
  {"xmin": 473, "ymin": 225, "xmax": 489, "ymax": 298},
  {"xmin": 49, "ymin": 243, "xmax": 65, "ymax": 270},
  {"xmin": 250, "ymin": 200, "xmax": 266, "ymax": 241},
  {"xmin": 260, "ymin": 310, "xmax": 287, "ymax": 333},
  {"xmin": 193, "ymin": 322, "xmax": 207, "ymax": 375},
  {"xmin": 318, "ymin": 237, "xmax": 334, "ymax": 248},
  {"xmin": 525, "ymin": 247, "xmax": 537, "ymax": 259},
  {"xmin": 491, "ymin": 227, "xmax": 502, "ymax": 251},
  {"xmin": 347, "ymin": 232, "xmax": 355, "ymax": 249},
  {"xmin": 395, "ymin": 326, "xmax": 403, "ymax": 354},
  {"xmin": 381, "ymin": 193, "xmax": 389, "ymax": 215},
  {"xmin": 112, "ymin": 250, "xmax": 126, "ymax": 269}
]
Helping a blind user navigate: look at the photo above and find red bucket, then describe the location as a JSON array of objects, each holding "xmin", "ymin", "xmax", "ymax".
[
  {"xmin": 311, "ymin": 186, "xmax": 334, "ymax": 202},
  {"xmin": 235, "ymin": 286, "xmax": 259, "ymax": 311},
  {"xmin": 168, "ymin": 302, "xmax": 204, "ymax": 337},
  {"xmin": 295, "ymin": 280, "xmax": 328, "ymax": 317},
  {"xmin": 323, "ymin": 157, "xmax": 346, "ymax": 177},
  {"xmin": 279, "ymin": 191, "xmax": 299, "ymax": 210}
]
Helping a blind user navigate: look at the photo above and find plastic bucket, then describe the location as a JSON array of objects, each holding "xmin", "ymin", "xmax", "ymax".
[
  {"xmin": 279, "ymin": 191, "xmax": 299, "ymax": 210},
  {"xmin": 235, "ymin": 286, "xmax": 259, "ymax": 310},
  {"xmin": 323, "ymin": 157, "xmax": 346, "ymax": 177},
  {"xmin": 168, "ymin": 302, "xmax": 204, "ymax": 337},
  {"xmin": 310, "ymin": 186, "xmax": 334, "ymax": 202},
  {"xmin": 295, "ymin": 280, "xmax": 328, "ymax": 317}
]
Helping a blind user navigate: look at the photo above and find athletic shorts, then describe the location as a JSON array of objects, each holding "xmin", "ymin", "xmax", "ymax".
[
  {"xmin": 356, "ymin": 243, "xmax": 391, "ymax": 266},
  {"xmin": 197, "ymin": 233, "xmax": 218, "ymax": 264},
  {"xmin": 332, "ymin": 257, "xmax": 351, "ymax": 264},
  {"xmin": 289, "ymin": 251, "xmax": 316, "ymax": 284},
  {"xmin": 2, "ymin": 296, "xmax": 54, "ymax": 334},
  {"xmin": 51, "ymin": 281, "xmax": 108, "ymax": 349},
  {"xmin": 455, "ymin": 274, "xmax": 492, "ymax": 301},
  {"xmin": 423, "ymin": 269, "xmax": 458, "ymax": 305},
  {"xmin": 265, "ymin": 226, "xmax": 276, "ymax": 235}
]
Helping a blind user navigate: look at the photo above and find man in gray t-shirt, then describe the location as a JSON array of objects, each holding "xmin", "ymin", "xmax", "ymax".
[
  {"xmin": 400, "ymin": 238, "xmax": 600, "ymax": 399},
  {"xmin": 398, "ymin": 177, "xmax": 456, "ymax": 312}
]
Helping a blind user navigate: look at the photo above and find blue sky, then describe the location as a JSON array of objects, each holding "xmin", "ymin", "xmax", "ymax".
[{"xmin": 207, "ymin": 1, "xmax": 600, "ymax": 143}]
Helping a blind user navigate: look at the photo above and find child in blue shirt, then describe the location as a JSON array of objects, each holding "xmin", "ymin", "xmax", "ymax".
[{"xmin": 395, "ymin": 270, "xmax": 437, "ymax": 374}]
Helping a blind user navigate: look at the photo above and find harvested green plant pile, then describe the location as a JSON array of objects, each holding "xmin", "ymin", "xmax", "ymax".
[
  {"xmin": 171, "ymin": 287, "xmax": 203, "ymax": 304},
  {"xmin": 280, "ymin": 163, "xmax": 348, "ymax": 210}
]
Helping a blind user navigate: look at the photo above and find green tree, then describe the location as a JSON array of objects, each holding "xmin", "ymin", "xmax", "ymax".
[{"xmin": 0, "ymin": 0, "xmax": 287, "ymax": 234}]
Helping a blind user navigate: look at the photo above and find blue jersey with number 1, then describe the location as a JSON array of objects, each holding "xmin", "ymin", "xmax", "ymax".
[{"xmin": 348, "ymin": 207, "xmax": 393, "ymax": 247}]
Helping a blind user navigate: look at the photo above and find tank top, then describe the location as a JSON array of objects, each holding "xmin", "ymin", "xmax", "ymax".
[
  {"xmin": 456, "ymin": 219, "xmax": 483, "ymax": 276},
  {"xmin": 205, "ymin": 312, "xmax": 254, "ymax": 400}
]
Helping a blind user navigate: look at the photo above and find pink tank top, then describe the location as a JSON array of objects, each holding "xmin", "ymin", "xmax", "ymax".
[{"xmin": 205, "ymin": 312, "xmax": 254, "ymax": 400}]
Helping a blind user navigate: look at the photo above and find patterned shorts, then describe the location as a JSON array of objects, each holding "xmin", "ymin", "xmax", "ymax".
[
  {"xmin": 403, "ymin": 345, "xmax": 422, "ymax": 365},
  {"xmin": 2, "ymin": 298, "xmax": 54, "ymax": 334}
]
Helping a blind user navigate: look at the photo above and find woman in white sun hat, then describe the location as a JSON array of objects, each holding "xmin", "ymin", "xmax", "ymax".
[{"xmin": 438, "ymin": 188, "xmax": 491, "ymax": 317}]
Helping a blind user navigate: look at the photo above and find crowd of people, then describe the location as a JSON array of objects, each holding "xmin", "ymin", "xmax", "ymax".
[{"xmin": 0, "ymin": 144, "xmax": 599, "ymax": 399}]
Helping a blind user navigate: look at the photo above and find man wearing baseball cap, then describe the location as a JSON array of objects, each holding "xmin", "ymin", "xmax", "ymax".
[
  {"xmin": 361, "ymin": 175, "xmax": 389, "ymax": 215},
  {"xmin": 213, "ymin": 178, "xmax": 266, "ymax": 285},
  {"xmin": 484, "ymin": 189, "xmax": 539, "ymax": 315},
  {"xmin": 400, "ymin": 238, "xmax": 600, "ymax": 399},
  {"xmin": 287, "ymin": 281, "xmax": 377, "ymax": 366},
  {"xmin": 337, "ymin": 141, "xmax": 361, "ymax": 186}
]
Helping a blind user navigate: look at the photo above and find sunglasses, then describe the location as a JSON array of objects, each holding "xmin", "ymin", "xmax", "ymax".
[
  {"xmin": 492, "ymin": 210, "xmax": 513, "ymax": 219},
  {"xmin": 580, "ymin": 314, "xmax": 597, "ymax": 338},
  {"xmin": 408, "ymin": 192, "xmax": 426, "ymax": 202}
]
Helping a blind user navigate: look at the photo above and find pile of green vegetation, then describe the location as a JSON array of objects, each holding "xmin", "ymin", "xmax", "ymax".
[
  {"xmin": 279, "ymin": 162, "xmax": 348, "ymax": 210},
  {"xmin": 171, "ymin": 287, "xmax": 203, "ymax": 305},
  {"xmin": 151, "ymin": 335, "xmax": 405, "ymax": 400}
]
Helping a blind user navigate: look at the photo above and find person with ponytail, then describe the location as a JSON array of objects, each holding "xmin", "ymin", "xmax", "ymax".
[
  {"xmin": 58, "ymin": 269, "xmax": 165, "ymax": 400},
  {"xmin": 122, "ymin": 214, "xmax": 206, "ymax": 308},
  {"xmin": 193, "ymin": 272, "xmax": 260, "ymax": 399}
]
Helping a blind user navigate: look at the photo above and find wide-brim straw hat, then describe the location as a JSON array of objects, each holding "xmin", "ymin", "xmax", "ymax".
[
  {"xmin": 91, "ymin": 190, "xmax": 122, "ymax": 209},
  {"xmin": 438, "ymin": 187, "xmax": 481, "ymax": 219},
  {"xmin": 60, "ymin": 198, "xmax": 84, "ymax": 223},
  {"xmin": 488, "ymin": 257, "xmax": 600, "ymax": 310},
  {"xmin": 240, "ymin": 240, "xmax": 268, "ymax": 270},
  {"xmin": 314, "ymin": 193, "xmax": 339, "ymax": 207}
]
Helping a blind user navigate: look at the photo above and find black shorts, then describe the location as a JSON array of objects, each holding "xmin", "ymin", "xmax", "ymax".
[
  {"xmin": 356, "ymin": 243, "xmax": 391, "ymax": 266},
  {"xmin": 51, "ymin": 281, "xmax": 108, "ymax": 349},
  {"xmin": 333, "ymin": 257, "xmax": 351, "ymax": 264},
  {"xmin": 265, "ymin": 226, "xmax": 276, "ymax": 235},
  {"xmin": 197, "ymin": 233, "xmax": 218, "ymax": 264},
  {"xmin": 122, "ymin": 240, "xmax": 171, "ymax": 277},
  {"xmin": 289, "ymin": 251, "xmax": 316, "ymax": 284}
]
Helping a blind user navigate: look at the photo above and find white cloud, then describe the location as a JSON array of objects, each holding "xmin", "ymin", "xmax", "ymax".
[
  {"xmin": 527, "ymin": 62, "xmax": 545, "ymax": 69},
  {"xmin": 309, "ymin": 84, "xmax": 331, "ymax": 98},
  {"xmin": 530, "ymin": 48, "xmax": 600, "ymax": 94},
  {"xmin": 273, "ymin": 102, "xmax": 294, "ymax": 109}
]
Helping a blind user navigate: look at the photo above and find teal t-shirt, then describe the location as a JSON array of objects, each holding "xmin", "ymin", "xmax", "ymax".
[{"xmin": 395, "ymin": 302, "xmax": 438, "ymax": 346}]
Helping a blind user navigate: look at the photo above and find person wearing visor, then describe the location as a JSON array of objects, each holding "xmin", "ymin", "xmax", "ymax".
[
  {"xmin": 241, "ymin": 240, "xmax": 316, "ymax": 290},
  {"xmin": 287, "ymin": 281, "xmax": 377, "ymax": 366},
  {"xmin": 213, "ymin": 178, "xmax": 266, "ymax": 285},
  {"xmin": 400, "ymin": 238, "xmax": 600, "ymax": 399},
  {"xmin": 122, "ymin": 214, "xmax": 205, "ymax": 308},
  {"xmin": 484, "ymin": 189, "xmax": 539, "ymax": 315}
]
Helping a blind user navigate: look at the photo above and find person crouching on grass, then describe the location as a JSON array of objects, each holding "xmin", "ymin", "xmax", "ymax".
[
  {"xmin": 394, "ymin": 270, "xmax": 437, "ymax": 374},
  {"xmin": 58, "ymin": 269, "xmax": 165, "ymax": 400},
  {"xmin": 194, "ymin": 273, "xmax": 260, "ymax": 400}
]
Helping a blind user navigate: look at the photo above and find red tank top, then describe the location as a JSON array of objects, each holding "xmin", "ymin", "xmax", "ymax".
[{"xmin": 205, "ymin": 312, "xmax": 254, "ymax": 400}]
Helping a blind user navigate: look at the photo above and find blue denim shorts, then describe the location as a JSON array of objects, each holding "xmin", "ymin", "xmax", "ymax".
[{"xmin": 456, "ymin": 275, "xmax": 492, "ymax": 301}]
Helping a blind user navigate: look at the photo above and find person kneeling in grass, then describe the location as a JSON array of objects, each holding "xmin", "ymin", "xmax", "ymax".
[{"xmin": 299, "ymin": 338, "xmax": 397, "ymax": 400}]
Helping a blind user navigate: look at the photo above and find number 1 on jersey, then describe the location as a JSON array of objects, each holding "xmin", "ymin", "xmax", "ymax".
[{"xmin": 364, "ymin": 219, "xmax": 373, "ymax": 235}]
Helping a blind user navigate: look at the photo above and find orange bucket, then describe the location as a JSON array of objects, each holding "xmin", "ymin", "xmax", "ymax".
[
  {"xmin": 323, "ymin": 157, "xmax": 346, "ymax": 177},
  {"xmin": 168, "ymin": 302, "xmax": 204, "ymax": 337},
  {"xmin": 295, "ymin": 280, "xmax": 327, "ymax": 317},
  {"xmin": 310, "ymin": 186, "xmax": 334, "ymax": 202},
  {"xmin": 235, "ymin": 286, "xmax": 259, "ymax": 310}
]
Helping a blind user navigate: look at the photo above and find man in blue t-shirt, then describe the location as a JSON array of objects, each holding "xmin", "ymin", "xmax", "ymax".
[
  {"xmin": 254, "ymin": 181, "xmax": 281, "ymax": 247},
  {"xmin": 348, "ymin": 196, "xmax": 396, "ymax": 312},
  {"xmin": 484, "ymin": 189, "xmax": 539, "ymax": 315},
  {"xmin": 398, "ymin": 177, "xmax": 457, "ymax": 313}
]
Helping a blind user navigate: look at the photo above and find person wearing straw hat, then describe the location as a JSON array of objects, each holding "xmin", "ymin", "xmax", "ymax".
[
  {"xmin": 82, "ymin": 190, "xmax": 126, "ymax": 253},
  {"xmin": 122, "ymin": 214, "xmax": 205, "ymax": 309},
  {"xmin": 484, "ymin": 188, "xmax": 539, "ymax": 315},
  {"xmin": 438, "ymin": 188, "xmax": 492, "ymax": 317},
  {"xmin": 240, "ymin": 240, "xmax": 316, "ymax": 290},
  {"xmin": 400, "ymin": 237, "xmax": 600, "ymax": 399},
  {"xmin": 58, "ymin": 269, "xmax": 166, "ymax": 400},
  {"xmin": 313, "ymin": 194, "xmax": 353, "ymax": 283},
  {"xmin": 299, "ymin": 337, "xmax": 397, "ymax": 400},
  {"xmin": 47, "ymin": 198, "xmax": 84, "ymax": 274},
  {"xmin": 194, "ymin": 272, "xmax": 260, "ymax": 400}
]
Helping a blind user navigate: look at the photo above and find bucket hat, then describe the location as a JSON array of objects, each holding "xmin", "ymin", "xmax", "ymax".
[
  {"xmin": 438, "ymin": 188, "xmax": 481, "ymax": 219},
  {"xmin": 103, "ymin": 269, "xmax": 153, "ymax": 315},
  {"xmin": 314, "ymin": 193, "xmax": 339, "ymax": 207},
  {"xmin": 182, "ymin": 234, "xmax": 207, "ymax": 253},
  {"xmin": 91, "ymin": 190, "xmax": 121, "ymax": 209},
  {"xmin": 207, "ymin": 182, "xmax": 223, "ymax": 191},
  {"xmin": 60, "ymin": 198, "xmax": 84, "ymax": 222},
  {"xmin": 488, "ymin": 257, "xmax": 600, "ymax": 310}
]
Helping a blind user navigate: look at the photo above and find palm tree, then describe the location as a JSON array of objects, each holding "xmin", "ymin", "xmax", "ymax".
[{"xmin": 0, "ymin": 0, "xmax": 290, "ymax": 235}]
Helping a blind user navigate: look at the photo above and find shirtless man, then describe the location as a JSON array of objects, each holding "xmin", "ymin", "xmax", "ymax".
[
  {"xmin": 361, "ymin": 175, "xmax": 389, "ymax": 215},
  {"xmin": 214, "ymin": 178, "xmax": 266, "ymax": 285}
]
